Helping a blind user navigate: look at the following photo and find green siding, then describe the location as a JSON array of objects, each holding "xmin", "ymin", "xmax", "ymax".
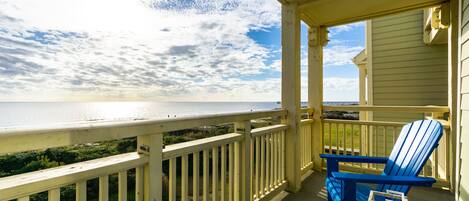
[
  {"xmin": 460, "ymin": 1, "xmax": 469, "ymax": 200},
  {"xmin": 371, "ymin": 10, "xmax": 448, "ymax": 122}
]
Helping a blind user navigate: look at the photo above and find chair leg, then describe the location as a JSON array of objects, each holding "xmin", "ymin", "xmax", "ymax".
[{"xmin": 342, "ymin": 181, "xmax": 356, "ymax": 201}]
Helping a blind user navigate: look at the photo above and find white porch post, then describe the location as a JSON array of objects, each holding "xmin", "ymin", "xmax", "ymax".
[
  {"xmin": 358, "ymin": 65, "xmax": 369, "ymax": 157},
  {"xmin": 448, "ymin": 0, "xmax": 458, "ymax": 193},
  {"xmin": 308, "ymin": 26, "xmax": 327, "ymax": 171},
  {"xmin": 281, "ymin": 2, "xmax": 302, "ymax": 192},
  {"xmin": 358, "ymin": 65, "xmax": 367, "ymax": 120}
]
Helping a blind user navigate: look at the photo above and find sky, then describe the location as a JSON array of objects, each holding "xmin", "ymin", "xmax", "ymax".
[{"xmin": 0, "ymin": 0, "xmax": 365, "ymax": 102}]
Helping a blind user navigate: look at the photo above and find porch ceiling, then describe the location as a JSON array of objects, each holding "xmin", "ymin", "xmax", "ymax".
[{"xmin": 289, "ymin": 0, "xmax": 448, "ymax": 26}]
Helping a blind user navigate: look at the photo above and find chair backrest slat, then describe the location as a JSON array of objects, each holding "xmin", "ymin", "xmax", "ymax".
[{"xmin": 377, "ymin": 120, "xmax": 443, "ymax": 194}]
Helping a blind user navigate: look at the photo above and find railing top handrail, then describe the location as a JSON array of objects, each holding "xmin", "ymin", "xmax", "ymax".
[
  {"xmin": 323, "ymin": 105, "xmax": 449, "ymax": 113},
  {"xmin": 323, "ymin": 118, "xmax": 451, "ymax": 129},
  {"xmin": 0, "ymin": 109, "xmax": 286, "ymax": 155},
  {"xmin": 0, "ymin": 152, "xmax": 147, "ymax": 201},
  {"xmin": 0, "ymin": 121, "xmax": 287, "ymax": 200},
  {"xmin": 163, "ymin": 133, "xmax": 243, "ymax": 160},
  {"xmin": 323, "ymin": 119, "xmax": 408, "ymax": 127}
]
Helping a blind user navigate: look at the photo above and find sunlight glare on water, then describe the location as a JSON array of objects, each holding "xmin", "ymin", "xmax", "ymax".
[
  {"xmin": 0, "ymin": 102, "xmax": 286, "ymax": 129},
  {"xmin": 88, "ymin": 101, "xmax": 149, "ymax": 121}
]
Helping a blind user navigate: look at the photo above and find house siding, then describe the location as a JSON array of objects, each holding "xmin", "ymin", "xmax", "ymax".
[
  {"xmin": 371, "ymin": 9, "xmax": 448, "ymax": 122},
  {"xmin": 460, "ymin": 1, "xmax": 469, "ymax": 199}
]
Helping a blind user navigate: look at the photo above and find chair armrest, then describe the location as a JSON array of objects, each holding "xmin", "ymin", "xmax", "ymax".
[
  {"xmin": 332, "ymin": 172, "xmax": 436, "ymax": 187},
  {"xmin": 320, "ymin": 154, "xmax": 388, "ymax": 164}
]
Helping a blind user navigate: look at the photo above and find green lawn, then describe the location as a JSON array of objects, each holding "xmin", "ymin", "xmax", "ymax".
[{"xmin": 322, "ymin": 123, "xmax": 402, "ymax": 157}]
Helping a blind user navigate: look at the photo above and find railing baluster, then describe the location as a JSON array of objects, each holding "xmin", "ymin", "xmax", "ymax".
[
  {"xmin": 265, "ymin": 135, "xmax": 270, "ymax": 191},
  {"xmin": 422, "ymin": 160, "xmax": 427, "ymax": 176},
  {"xmin": 76, "ymin": 181, "xmax": 86, "ymax": 201},
  {"xmin": 203, "ymin": 150, "xmax": 210, "ymax": 201},
  {"xmin": 342, "ymin": 124, "xmax": 346, "ymax": 155},
  {"xmin": 270, "ymin": 133, "xmax": 274, "ymax": 189},
  {"xmin": 300, "ymin": 126, "xmax": 303, "ymax": 167},
  {"xmin": 375, "ymin": 125, "xmax": 378, "ymax": 169},
  {"xmin": 335, "ymin": 123, "xmax": 339, "ymax": 155},
  {"xmin": 300, "ymin": 125, "xmax": 307, "ymax": 167},
  {"xmin": 212, "ymin": 147, "xmax": 219, "ymax": 201},
  {"xmin": 278, "ymin": 131, "xmax": 282, "ymax": 183},
  {"xmin": 305, "ymin": 124, "xmax": 311, "ymax": 165},
  {"xmin": 305, "ymin": 126, "xmax": 308, "ymax": 167},
  {"xmin": 329, "ymin": 123, "xmax": 332, "ymax": 154},
  {"xmin": 445, "ymin": 128, "xmax": 451, "ymax": 182},
  {"xmin": 255, "ymin": 137, "xmax": 260, "ymax": 199},
  {"xmin": 118, "ymin": 171, "xmax": 127, "ymax": 201},
  {"xmin": 135, "ymin": 166, "xmax": 144, "ymax": 201},
  {"xmin": 194, "ymin": 152, "xmax": 200, "ymax": 201},
  {"xmin": 281, "ymin": 130, "xmax": 285, "ymax": 181},
  {"xmin": 221, "ymin": 145, "xmax": 227, "ymax": 201},
  {"xmin": 309, "ymin": 123, "xmax": 313, "ymax": 165},
  {"xmin": 358, "ymin": 125, "xmax": 362, "ymax": 168},
  {"xmin": 99, "ymin": 175, "xmax": 109, "ymax": 201},
  {"xmin": 273, "ymin": 132, "xmax": 278, "ymax": 186},
  {"xmin": 48, "ymin": 188, "xmax": 60, "ymax": 201},
  {"xmin": 351, "ymin": 124, "xmax": 354, "ymax": 156},
  {"xmin": 260, "ymin": 135, "xmax": 265, "ymax": 196},
  {"xmin": 270, "ymin": 132, "xmax": 280, "ymax": 182},
  {"xmin": 306, "ymin": 124, "xmax": 308, "ymax": 163},
  {"xmin": 305, "ymin": 125, "xmax": 308, "ymax": 166},
  {"xmin": 229, "ymin": 143, "xmax": 234, "ymax": 201},
  {"xmin": 306, "ymin": 125, "xmax": 309, "ymax": 166},
  {"xmin": 305, "ymin": 126, "xmax": 307, "ymax": 166},
  {"xmin": 338, "ymin": 124, "xmax": 342, "ymax": 155},
  {"xmin": 182, "ymin": 155, "xmax": 189, "ymax": 201},
  {"xmin": 367, "ymin": 125, "xmax": 371, "ymax": 169},
  {"xmin": 169, "ymin": 158, "xmax": 177, "ymax": 201},
  {"xmin": 18, "ymin": 196, "xmax": 29, "ymax": 201},
  {"xmin": 250, "ymin": 136, "xmax": 254, "ymax": 200},
  {"xmin": 322, "ymin": 123, "xmax": 326, "ymax": 155},
  {"xmin": 234, "ymin": 141, "xmax": 240, "ymax": 201}
]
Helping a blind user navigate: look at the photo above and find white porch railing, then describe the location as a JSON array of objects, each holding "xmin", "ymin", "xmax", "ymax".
[
  {"xmin": 321, "ymin": 105, "xmax": 452, "ymax": 189},
  {"xmin": 0, "ymin": 105, "xmax": 452, "ymax": 201},
  {"xmin": 0, "ymin": 109, "xmax": 291, "ymax": 201},
  {"xmin": 300, "ymin": 119, "xmax": 314, "ymax": 174}
]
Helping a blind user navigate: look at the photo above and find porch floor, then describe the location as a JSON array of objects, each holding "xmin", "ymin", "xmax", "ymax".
[{"xmin": 281, "ymin": 171, "xmax": 454, "ymax": 201}]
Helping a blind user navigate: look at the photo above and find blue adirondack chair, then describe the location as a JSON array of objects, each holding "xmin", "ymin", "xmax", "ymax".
[{"xmin": 320, "ymin": 119, "xmax": 443, "ymax": 201}]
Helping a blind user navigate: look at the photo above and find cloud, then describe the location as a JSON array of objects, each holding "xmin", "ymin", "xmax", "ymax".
[
  {"xmin": 323, "ymin": 77, "xmax": 358, "ymax": 101},
  {"xmin": 321, "ymin": 21, "xmax": 364, "ymax": 66},
  {"xmin": 324, "ymin": 45, "xmax": 363, "ymax": 66},
  {"xmin": 328, "ymin": 22, "xmax": 365, "ymax": 37},
  {"xmin": 0, "ymin": 0, "xmax": 283, "ymax": 101}
]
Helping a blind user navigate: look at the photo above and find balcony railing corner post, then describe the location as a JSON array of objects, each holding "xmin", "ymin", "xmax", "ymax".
[
  {"xmin": 234, "ymin": 120, "xmax": 252, "ymax": 201},
  {"xmin": 137, "ymin": 133, "xmax": 163, "ymax": 201}
]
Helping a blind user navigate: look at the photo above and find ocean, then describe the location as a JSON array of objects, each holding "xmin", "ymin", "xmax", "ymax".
[{"xmin": 0, "ymin": 101, "xmax": 356, "ymax": 129}]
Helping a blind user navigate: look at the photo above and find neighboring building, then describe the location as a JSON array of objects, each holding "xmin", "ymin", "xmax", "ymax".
[
  {"xmin": 458, "ymin": 1, "xmax": 469, "ymax": 200},
  {"xmin": 355, "ymin": 9, "xmax": 449, "ymax": 123},
  {"xmin": 354, "ymin": 8, "xmax": 451, "ymax": 182}
]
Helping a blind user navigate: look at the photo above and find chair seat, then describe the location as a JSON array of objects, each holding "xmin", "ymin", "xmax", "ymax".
[{"xmin": 326, "ymin": 177, "xmax": 375, "ymax": 201}]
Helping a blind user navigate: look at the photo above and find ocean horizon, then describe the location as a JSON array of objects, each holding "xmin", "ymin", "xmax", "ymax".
[{"xmin": 0, "ymin": 101, "xmax": 357, "ymax": 129}]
